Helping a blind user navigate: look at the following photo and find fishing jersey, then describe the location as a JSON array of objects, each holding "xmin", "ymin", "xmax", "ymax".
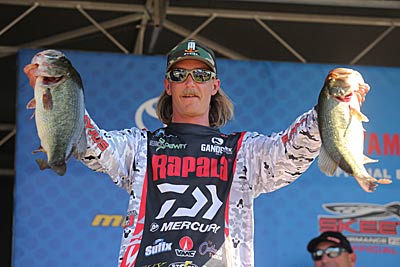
[{"xmin": 81, "ymin": 107, "xmax": 320, "ymax": 267}]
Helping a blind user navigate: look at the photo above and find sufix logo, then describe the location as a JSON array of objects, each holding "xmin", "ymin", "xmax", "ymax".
[
  {"xmin": 318, "ymin": 202, "xmax": 400, "ymax": 254},
  {"xmin": 144, "ymin": 238, "xmax": 173, "ymax": 257},
  {"xmin": 175, "ymin": 236, "xmax": 196, "ymax": 257}
]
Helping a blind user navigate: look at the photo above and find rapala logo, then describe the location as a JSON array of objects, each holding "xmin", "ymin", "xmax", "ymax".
[
  {"xmin": 84, "ymin": 115, "xmax": 109, "ymax": 151},
  {"xmin": 152, "ymin": 155, "xmax": 229, "ymax": 181},
  {"xmin": 91, "ymin": 213, "xmax": 136, "ymax": 228},
  {"xmin": 318, "ymin": 202, "xmax": 400, "ymax": 254}
]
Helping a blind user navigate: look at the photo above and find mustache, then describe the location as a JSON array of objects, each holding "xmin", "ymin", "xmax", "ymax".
[{"xmin": 182, "ymin": 89, "xmax": 199, "ymax": 97}]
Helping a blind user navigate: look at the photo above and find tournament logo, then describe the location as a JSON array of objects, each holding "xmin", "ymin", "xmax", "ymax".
[
  {"xmin": 135, "ymin": 97, "xmax": 160, "ymax": 129},
  {"xmin": 318, "ymin": 202, "xmax": 400, "ymax": 254}
]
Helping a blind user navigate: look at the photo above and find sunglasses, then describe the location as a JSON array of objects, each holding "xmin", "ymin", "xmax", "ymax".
[
  {"xmin": 311, "ymin": 247, "xmax": 348, "ymax": 261},
  {"xmin": 166, "ymin": 68, "xmax": 216, "ymax": 83}
]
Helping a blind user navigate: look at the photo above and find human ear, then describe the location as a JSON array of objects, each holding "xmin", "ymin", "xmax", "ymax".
[
  {"xmin": 164, "ymin": 79, "xmax": 172, "ymax": 95},
  {"xmin": 212, "ymin": 79, "xmax": 221, "ymax": 95}
]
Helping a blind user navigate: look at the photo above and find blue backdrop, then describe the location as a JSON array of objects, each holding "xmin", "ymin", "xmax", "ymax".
[{"xmin": 14, "ymin": 49, "xmax": 399, "ymax": 266}]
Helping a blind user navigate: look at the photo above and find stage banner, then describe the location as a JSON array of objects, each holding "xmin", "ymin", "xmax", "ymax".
[{"xmin": 14, "ymin": 49, "xmax": 399, "ymax": 267}]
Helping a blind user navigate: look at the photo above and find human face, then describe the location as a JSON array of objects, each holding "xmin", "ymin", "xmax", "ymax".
[
  {"xmin": 312, "ymin": 242, "xmax": 356, "ymax": 267},
  {"xmin": 164, "ymin": 59, "xmax": 220, "ymax": 126}
]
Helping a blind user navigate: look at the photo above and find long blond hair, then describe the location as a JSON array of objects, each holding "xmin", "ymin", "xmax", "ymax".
[{"xmin": 156, "ymin": 87, "xmax": 234, "ymax": 128}]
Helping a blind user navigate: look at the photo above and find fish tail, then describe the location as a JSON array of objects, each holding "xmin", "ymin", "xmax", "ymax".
[
  {"xmin": 386, "ymin": 203, "xmax": 400, "ymax": 218},
  {"xmin": 354, "ymin": 174, "xmax": 378, "ymax": 193},
  {"xmin": 50, "ymin": 162, "xmax": 67, "ymax": 176},
  {"xmin": 36, "ymin": 158, "xmax": 66, "ymax": 176}
]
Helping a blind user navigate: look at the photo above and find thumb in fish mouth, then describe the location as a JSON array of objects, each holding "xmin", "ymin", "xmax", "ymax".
[
  {"xmin": 23, "ymin": 63, "xmax": 39, "ymax": 88},
  {"xmin": 354, "ymin": 82, "xmax": 370, "ymax": 105}
]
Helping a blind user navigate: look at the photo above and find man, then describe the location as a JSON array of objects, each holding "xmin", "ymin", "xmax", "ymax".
[
  {"xmin": 25, "ymin": 39, "xmax": 321, "ymax": 266},
  {"xmin": 307, "ymin": 231, "xmax": 357, "ymax": 267}
]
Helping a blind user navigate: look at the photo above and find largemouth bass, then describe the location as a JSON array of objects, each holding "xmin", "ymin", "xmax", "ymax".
[
  {"xmin": 317, "ymin": 68, "xmax": 391, "ymax": 192},
  {"xmin": 24, "ymin": 50, "xmax": 86, "ymax": 176}
]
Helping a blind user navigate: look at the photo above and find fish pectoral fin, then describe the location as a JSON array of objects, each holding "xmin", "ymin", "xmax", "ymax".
[
  {"xmin": 35, "ymin": 158, "xmax": 51, "ymax": 170},
  {"xmin": 72, "ymin": 130, "xmax": 87, "ymax": 160},
  {"xmin": 318, "ymin": 144, "xmax": 338, "ymax": 176},
  {"xmin": 42, "ymin": 88, "xmax": 53, "ymax": 110},
  {"xmin": 32, "ymin": 146, "xmax": 46, "ymax": 154},
  {"xmin": 363, "ymin": 155, "xmax": 378, "ymax": 164},
  {"xmin": 26, "ymin": 98, "xmax": 36, "ymax": 109},
  {"xmin": 350, "ymin": 107, "xmax": 369, "ymax": 122},
  {"xmin": 376, "ymin": 178, "xmax": 392, "ymax": 184}
]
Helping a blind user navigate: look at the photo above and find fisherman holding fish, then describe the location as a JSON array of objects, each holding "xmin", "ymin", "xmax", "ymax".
[{"xmin": 23, "ymin": 39, "xmax": 389, "ymax": 267}]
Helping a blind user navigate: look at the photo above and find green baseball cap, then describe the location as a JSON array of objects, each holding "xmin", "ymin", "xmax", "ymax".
[{"xmin": 166, "ymin": 39, "xmax": 217, "ymax": 73}]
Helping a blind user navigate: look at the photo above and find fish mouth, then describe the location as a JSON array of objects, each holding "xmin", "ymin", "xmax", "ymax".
[
  {"xmin": 42, "ymin": 76, "xmax": 64, "ymax": 86},
  {"xmin": 334, "ymin": 92, "xmax": 353, "ymax": 102}
]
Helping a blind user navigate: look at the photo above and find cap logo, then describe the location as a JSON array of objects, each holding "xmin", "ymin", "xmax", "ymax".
[
  {"xmin": 184, "ymin": 40, "xmax": 199, "ymax": 55},
  {"xmin": 326, "ymin": 236, "xmax": 341, "ymax": 244}
]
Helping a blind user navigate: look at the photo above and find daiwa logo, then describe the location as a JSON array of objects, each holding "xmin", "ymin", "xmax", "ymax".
[{"xmin": 144, "ymin": 238, "xmax": 173, "ymax": 256}]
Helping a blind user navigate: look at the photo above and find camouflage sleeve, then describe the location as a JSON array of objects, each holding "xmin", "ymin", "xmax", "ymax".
[
  {"xmin": 240, "ymin": 107, "xmax": 321, "ymax": 198},
  {"xmin": 80, "ymin": 110, "xmax": 147, "ymax": 193}
]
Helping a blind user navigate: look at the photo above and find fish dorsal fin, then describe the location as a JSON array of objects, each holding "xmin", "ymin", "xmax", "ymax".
[
  {"xmin": 318, "ymin": 144, "xmax": 338, "ymax": 176},
  {"xmin": 350, "ymin": 107, "xmax": 369, "ymax": 122}
]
